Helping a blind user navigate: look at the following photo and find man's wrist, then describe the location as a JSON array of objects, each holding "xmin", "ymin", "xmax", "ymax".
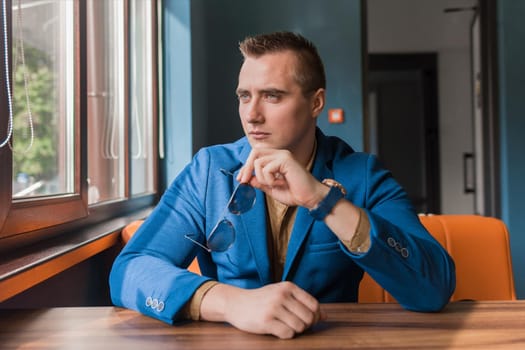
[
  {"xmin": 200, "ymin": 282, "xmax": 238, "ymax": 323},
  {"xmin": 308, "ymin": 179, "xmax": 346, "ymax": 221},
  {"xmin": 305, "ymin": 182, "xmax": 330, "ymax": 210},
  {"xmin": 187, "ymin": 281, "xmax": 220, "ymax": 320},
  {"xmin": 343, "ymin": 207, "xmax": 371, "ymax": 254}
]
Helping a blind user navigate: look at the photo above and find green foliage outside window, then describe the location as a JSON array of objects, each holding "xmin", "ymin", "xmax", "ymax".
[{"xmin": 12, "ymin": 44, "xmax": 57, "ymax": 186}]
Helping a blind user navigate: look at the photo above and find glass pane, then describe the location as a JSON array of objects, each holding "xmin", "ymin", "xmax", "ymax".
[
  {"xmin": 86, "ymin": 0, "xmax": 125, "ymax": 204},
  {"xmin": 130, "ymin": 0, "xmax": 155, "ymax": 196},
  {"xmin": 11, "ymin": 0, "xmax": 75, "ymax": 198}
]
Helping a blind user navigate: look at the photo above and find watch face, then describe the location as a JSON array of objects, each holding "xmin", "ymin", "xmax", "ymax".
[{"xmin": 322, "ymin": 179, "xmax": 347, "ymax": 196}]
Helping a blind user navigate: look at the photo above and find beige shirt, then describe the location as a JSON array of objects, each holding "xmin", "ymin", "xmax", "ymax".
[{"xmin": 185, "ymin": 145, "xmax": 371, "ymax": 320}]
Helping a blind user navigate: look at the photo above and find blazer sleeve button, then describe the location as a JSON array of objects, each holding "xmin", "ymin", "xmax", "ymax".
[
  {"xmin": 387, "ymin": 237, "xmax": 396, "ymax": 247},
  {"xmin": 156, "ymin": 301, "xmax": 165, "ymax": 312}
]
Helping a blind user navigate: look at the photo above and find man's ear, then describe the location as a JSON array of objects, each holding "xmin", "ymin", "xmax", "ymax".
[{"xmin": 311, "ymin": 88, "xmax": 325, "ymax": 118}]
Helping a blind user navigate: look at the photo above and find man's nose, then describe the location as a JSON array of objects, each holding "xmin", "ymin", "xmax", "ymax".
[{"xmin": 244, "ymin": 99, "xmax": 264, "ymax": 123}]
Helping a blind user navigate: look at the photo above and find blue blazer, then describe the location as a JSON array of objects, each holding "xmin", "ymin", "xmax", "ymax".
[{"xmin": 110, "ymin": 129, "xmax": 456, "ymax": 324}]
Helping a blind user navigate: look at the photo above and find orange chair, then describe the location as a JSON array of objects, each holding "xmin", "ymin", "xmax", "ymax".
[
  {"xmin": 122, "ymin": 214, "xmax": 516, "ymax": 302},
  {"xmin": 359, "ymin": 214, "xmax": 516, "ymax": 302}
]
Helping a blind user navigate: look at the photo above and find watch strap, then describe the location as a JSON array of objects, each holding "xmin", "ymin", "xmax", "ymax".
[{"xmin": 309, "ymin": 181, "xmax": 345, "ymax": 221}]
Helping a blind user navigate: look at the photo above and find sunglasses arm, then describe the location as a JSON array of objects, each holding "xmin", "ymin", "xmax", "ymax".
[{"xmin": 184, "ymin": 234, "xmax": 212, "ymax": 253}]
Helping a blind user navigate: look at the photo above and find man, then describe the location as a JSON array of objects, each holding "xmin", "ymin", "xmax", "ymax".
[{"xmin": 110, "ymin": 31, "xmax": 455, "ymax": 339}]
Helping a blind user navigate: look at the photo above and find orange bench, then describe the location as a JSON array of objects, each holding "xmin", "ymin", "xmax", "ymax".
[
  {"xmin": 122, "ymin": 214, "xmax": 516, "ymax": 302},
  {"xmin": 359, "ymin": 214, "xmax": 516, "ymax": 302}
]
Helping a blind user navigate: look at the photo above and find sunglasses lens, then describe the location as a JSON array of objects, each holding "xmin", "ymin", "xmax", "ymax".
[
  {"xmin": 207, "ymin": 219, "xmax": 235, "ymax": 252},
  {"xmin": 228, "ymin": 184, "xmax": 256, "ymax": 214}
]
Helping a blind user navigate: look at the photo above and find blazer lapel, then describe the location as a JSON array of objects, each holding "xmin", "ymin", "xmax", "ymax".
[
  {"xmin": 281, "ymin": 207, "xmax": 315, "ymax": 280},
  {"xmin": 282, "ymin": 130, "xmax": 335, "ymax": 281},
  {"xmin": 234, "ymin": 143, "xmax": 272, "ymax": 285},
  {"xmin": 238, "ymin": 190, "xmax": 272, "ymax": 285}
]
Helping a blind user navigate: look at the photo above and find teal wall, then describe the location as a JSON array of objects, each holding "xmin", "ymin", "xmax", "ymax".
[
  {"xmin": 162, "ymin": 0, "xmax": 193, "ymax": 187},
  {"xmin": 498, "ymin": 0, "xmax": 525, "ymax": 299}
]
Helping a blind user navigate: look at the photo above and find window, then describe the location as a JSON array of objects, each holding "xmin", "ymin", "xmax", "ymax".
[
  {"xmin": 0, "ymin": 0, "xmax": 159, "ymax": 247},
  {"xmin": 11, "ymin": 0, "xmax": 75, "ymax": 199},
  {"xmin": 87, "ymin": 0, "xmax": 126, "ymax": 204},
  {"xmin": 130, "ymin": 0, "xmax": 156, "ymax": 196}
]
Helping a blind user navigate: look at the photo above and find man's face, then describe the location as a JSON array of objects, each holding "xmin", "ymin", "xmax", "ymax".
[{"xmin": 236, "ymin": 51, "xmax": 324, "ymax": 157}]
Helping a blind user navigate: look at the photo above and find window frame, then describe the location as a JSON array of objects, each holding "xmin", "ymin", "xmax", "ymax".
[
  {"xmin": 0, "ymin": 0, "xmax": 160, "ymax": 251},
  {"xmin": 0, "ymin": 0, "xmax": 12, "ymax": 229}
]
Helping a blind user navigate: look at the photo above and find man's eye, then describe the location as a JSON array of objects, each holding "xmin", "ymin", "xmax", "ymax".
[
  {"xmin": 265, "ymin": 93, "xmax": 280, "ymax": 102},
  {"xmin": 237, "ymin": 94, "xmax": 250, "ymax": 102}
]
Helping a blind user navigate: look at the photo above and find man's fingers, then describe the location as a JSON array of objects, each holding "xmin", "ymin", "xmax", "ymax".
[
  {"xmin": 237, "ymin": 162, "xmax": 254, "ymax": 183},
  {"xmin": 237, "ymin": 148, "xmax": 291, "ymax": 185},
  {"xmin": 254, "ymin": 157, "xmax": 282, "ymax": 186},
  {"xmin": 271, "ymin": 283, "xmax": 323, "ymax": 334},
  {"xmin": 290, "ymin": 284, "xmax": 321, "ymax": 314},
  {"xmin": 281, "ymin": 299, "xmax": 317, "ymax": 332},
  {"xmin": 266, "ymin": 318, "xmax": 296, "ymax": 339}
]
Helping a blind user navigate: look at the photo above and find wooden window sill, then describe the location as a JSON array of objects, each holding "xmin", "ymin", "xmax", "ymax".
[{"xmin": 0, "ymin": 207, "xmax": 152, "ymax": 303}]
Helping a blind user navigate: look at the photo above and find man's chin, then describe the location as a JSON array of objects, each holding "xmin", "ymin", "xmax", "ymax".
[
  {"xmin": 250, "ymin": 141, "xmax": 283, "ymax": 150},
  {"xmin": 249, "ymin": 139, "xmax": 271, "ymax": 148}
]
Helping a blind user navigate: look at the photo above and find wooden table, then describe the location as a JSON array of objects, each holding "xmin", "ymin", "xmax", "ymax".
[{"xmin": 1, "ymin": 301, "xmax": 524, "ymax": 349}]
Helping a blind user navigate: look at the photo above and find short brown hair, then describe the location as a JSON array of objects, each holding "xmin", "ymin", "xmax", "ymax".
[{"xmin": 239, "ymin": 31, "xmax": 326, "ymax": 94}]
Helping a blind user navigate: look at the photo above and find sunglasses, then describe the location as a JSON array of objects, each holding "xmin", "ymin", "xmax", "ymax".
[{"xmin": 184, "ymin": 169, "xmax": 256, "ymax": 252}]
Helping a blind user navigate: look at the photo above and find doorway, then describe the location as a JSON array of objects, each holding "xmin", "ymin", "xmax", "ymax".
[
  {"xmin": 368, "ymin": 54, "xmax": 440, "ymax": 214},
  {"xmin": 366, "ymin": 0, "xmax": 481, "ymax": 215}
]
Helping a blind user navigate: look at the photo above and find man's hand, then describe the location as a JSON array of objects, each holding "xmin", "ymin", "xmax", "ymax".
[
  {"xmin": 200, "ymin": 281, "xmax": 325, "ymax": 339},
  {"xmin": 237, "ymin": 148, "xmax": 328, "ymax": 209},
  {"xmin": 237, "ymin": 147, "xmax": 363, "ymax": 245}
]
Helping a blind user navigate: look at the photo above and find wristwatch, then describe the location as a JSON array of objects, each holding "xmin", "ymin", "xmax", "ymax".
[{"xmin": 309, "ymin": 179, "xmax": 346, "ymax": 221}]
